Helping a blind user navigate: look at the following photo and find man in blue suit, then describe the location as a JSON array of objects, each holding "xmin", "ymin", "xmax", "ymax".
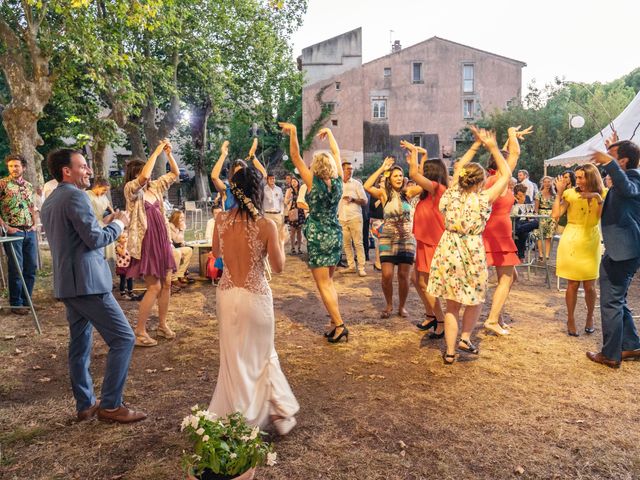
[
  {"xmin": 587, "ymin": 139, "xmax": 640, "ymax": 368},
  {"xmin": 41, "ymin": 149, "xmax": 146, "ymax": 422}
]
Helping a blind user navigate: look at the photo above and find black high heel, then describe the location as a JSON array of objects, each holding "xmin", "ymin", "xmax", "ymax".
[
  {"xmin": 416, "ymin": 315, "xmax": 437, "ymax": 331},
  {"xmin": 323, "ymin": 326, "xmax": 337, "ymax": 338},
  {"xmin": 327, "ymin": 324, "xmax": 349, "ymax": 343},
  {"xmin": 585, "ymin": 327, "xmax": 595, "ymax": 334},
  {"xmin": 429, "ymin": 321, "xmax": 445, "ymax": 339}
]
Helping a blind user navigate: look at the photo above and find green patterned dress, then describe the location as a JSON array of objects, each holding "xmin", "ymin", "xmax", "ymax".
[
  {"xmin": 303, "ymin": 176, "xmax": 343, "ymax": 268},
  {"xmin": 531, "ymin": 191, "xmax": 556, "ymax": 241}
]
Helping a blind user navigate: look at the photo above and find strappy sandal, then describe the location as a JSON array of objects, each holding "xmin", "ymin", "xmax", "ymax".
[
  {"xmin": 157, "ymin": 326, "xmax": 176, "ymax": 339},
  {"xmin": 443, "ymin": 353, "xmax": 457, "ymax": 365},
  {"xmin": 458, "ymin": 338, "xmax": 479, "ymax": 355},
  {"xmin": 135, "ymin": 334, "xmax": 158, "ymax": 347},
  {"xmin": 380, "ymin": 309, "xmax": 392, "ymax": 319}
]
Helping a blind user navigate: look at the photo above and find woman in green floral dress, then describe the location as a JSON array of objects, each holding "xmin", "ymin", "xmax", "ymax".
[
  {"xmin": 532, "ymin": 176, "xmax": 556, "ymax": 261},
  {"xmin": 279, "ymin": 122, "xmax": 349, "ymax": 344}
]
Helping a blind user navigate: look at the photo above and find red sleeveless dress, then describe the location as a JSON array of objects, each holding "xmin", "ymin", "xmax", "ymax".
[
  {"xmin": 482, "ymin": 175, "xmax": 520, "ymax": 266},
  {"xmin": 413, "ymin": 181, "xmax": 446, "ymax": 273}
]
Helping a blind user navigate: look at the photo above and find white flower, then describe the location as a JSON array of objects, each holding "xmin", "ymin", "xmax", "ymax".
[
  {"xmin": 202, "ymin": 435, "xmax": 209, "ymax": 442},
  {"xmin": 190, "ymin": 416, "xmax": 200, "ymax": 429},
  {"xmin": 229, "ymin": 453, "xmax": 237, "ymax": 459},
  {"xmin": 191, "ymin": 404, "xmax": 199, "ymax": 412},
  {"xmin": 240, "ymin": 435, "xmax": 250, "ymax": 442},
  {"xmin": 266, "ymin": 452, "xmax": 277, "ymax": 466},
  {"xmin": 249, "ymin": 425, "xmax": 260, "ymax": 440},
  {"xmin": 195, "ymin": 427, "xmax": 205, "ymax": 436},
  {"xmin": 203, "ymin": 411, "xmax": 216, "ymax": 421},
  {"xmin": 180, "ymin": 416, "xmax": 190, "ymax": 431},
  {"xmin": 196, "ymin": 410, "xmax": 206, "ymax": 418}
]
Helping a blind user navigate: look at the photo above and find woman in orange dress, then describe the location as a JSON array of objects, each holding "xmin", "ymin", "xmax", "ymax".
[
  {"xmin": 407, "ymin": 144, "xmax": 448, "ymax": 338},
  {"xmin": 482, "ymin": 126, "xmax": 531, "ymax": 336}
]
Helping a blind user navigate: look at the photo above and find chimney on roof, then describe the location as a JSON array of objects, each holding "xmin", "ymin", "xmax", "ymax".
[{"xmin": 392, "ymin": 40, "xmax": 401, "ymax": 53}]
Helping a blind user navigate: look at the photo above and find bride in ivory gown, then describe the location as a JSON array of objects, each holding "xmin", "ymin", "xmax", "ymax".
[{"xmin": 209, "ymin": 165, "xmax": 299, "ymax": 435}]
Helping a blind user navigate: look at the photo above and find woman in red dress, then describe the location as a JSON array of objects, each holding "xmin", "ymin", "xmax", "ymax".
[
  {"xmin": 482, "ymin": 126, "xmax": 531, "ymax": 335},
  {"xmin": 407, "ymin": 144, "xmax": 448, "ymax": 338}
]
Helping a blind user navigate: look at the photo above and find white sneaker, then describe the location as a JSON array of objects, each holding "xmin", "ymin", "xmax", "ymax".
[
  {"xmin": 273, "ymin": 416, "xmax": 297, "ymax": 436},
  {"xmin": 358, "ymin": 269, "xmax": 367, "ymax": 277}
]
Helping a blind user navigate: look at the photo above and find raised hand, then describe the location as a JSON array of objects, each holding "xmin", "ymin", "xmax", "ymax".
[
  {"xmin": 163, "ymin": 140, "xmax": 173, "ymax": 154},
  {"xmin": 605, "ymin": 130, "xmax": 619, "ymax": 148},
  {"xmin": 220, "ymin": 140, "xmax": 229, "ymax": 156},
  {"xmin": 591, "ymin": 149, "xmax": 614, "ymax": 165},
  {"xmin": 400, "ymin": 140, "xmax": 417, "ymax": 152},
  {"xmin": 515, "ymin": 126, "xmax": 533, "ymax": 140},
  {"xmin": 416, "ymin": 146, "xmax": 427, "ymax": 156},
  {"xmin": 476, "ymin": 128, "xmax": 498, "ymax": 149},
  {"xmin": 317, "ymin": 127, "xmax": 333, "ymax": 141},
  {"xmin": 248, "ymin": 138, "xmax": 258, "ymax": 158},
  {"xmin": 279, "ymin": 122, "xmax": 296, "ymax": 137},
  {"xmin": 554, "ymin": 174, "xmax": 567, "ymax": 194},
  {"xmin": 468, "ymin": 125, "xmax": 486, "ymax": 145},
  {"xmin": 382, "ymin": 156, "xmax": 395, "ymax": 171}
]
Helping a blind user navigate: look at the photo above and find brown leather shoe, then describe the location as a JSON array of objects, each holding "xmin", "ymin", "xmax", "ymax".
[
  {"xmin": 97, "ymin": 405, "xmax": 147, "ymax": 424},
  {"xmin": 622, "ymin": 349, "xmax": 640, "ymax": 360},
  {"xmin": 11, "ymin": 308, "xmax": 28, "ymax": 316},
  {"xmin": 77, "ymin": 400, "xmax": 101, "ymax": 421},
  {"xmin": 586, "ymin": 351, "xmax": 621, "ymax": 369}
]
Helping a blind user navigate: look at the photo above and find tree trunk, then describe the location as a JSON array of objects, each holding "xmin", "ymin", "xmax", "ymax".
[
  {"xmin": 1, "ymin": 105, "xmax": 46, "ymax": 185},
  {"xmin": 0, "ymin": 16, "xmax": 53, "ymax": 187},
  {"xmin": 91, "ymin": 138, "xmax": 108, "ymax": 181},
  {"xmin": 141, "ymin": 51, "xmax": 182, "ymax": 179},
  {"xmin": 124, "ymin": 120, "xmax": 146, "ymax": 160},
  {"xmin": 190, "ymin": 99, "xmax": 212, "ymax": 201}
]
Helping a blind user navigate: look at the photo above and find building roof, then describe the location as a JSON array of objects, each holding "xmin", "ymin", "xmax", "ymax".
[{"xmin": 362, "ymin": 35, "xmax": 527, "ymax": 68}]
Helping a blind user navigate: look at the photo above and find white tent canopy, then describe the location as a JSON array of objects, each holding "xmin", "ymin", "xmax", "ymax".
[{"xmin": 544, "ymin": 90, "xmax": 640, "ymax": 168}]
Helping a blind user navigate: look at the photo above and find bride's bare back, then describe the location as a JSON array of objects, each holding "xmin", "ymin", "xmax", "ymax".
[{"xmin": 212, "ymin": 211, "xmax": 284, "ymax": 295}]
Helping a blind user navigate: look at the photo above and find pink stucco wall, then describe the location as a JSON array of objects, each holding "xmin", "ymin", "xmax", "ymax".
[{"xmin": 302, "ymin": 36, "xmax": 524, "ymax": 166}]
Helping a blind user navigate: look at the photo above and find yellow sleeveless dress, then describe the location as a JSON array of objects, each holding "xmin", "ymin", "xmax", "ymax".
[{"xmin": 556, "ymin": 188, "xmax": 607, "ymax": 281}]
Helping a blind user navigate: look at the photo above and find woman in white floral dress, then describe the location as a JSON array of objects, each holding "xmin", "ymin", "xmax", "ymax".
[{"xmin": 427, "ymin": 127, "xmax": 513, "ymax": 364}]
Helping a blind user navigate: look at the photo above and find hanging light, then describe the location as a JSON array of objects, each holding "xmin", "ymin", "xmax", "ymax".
[{"xmin": 569, "ymin": 115, "xmax": 585, "ymax": 129}]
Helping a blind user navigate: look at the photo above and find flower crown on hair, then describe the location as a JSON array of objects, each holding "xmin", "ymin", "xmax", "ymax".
[
  {"xmin": 229, "ymin": 181, "xmax": 260, "ymax": 220},
  {"xmin": 459, "ymin": 167, "xmax": 468, "ymax": 178}
]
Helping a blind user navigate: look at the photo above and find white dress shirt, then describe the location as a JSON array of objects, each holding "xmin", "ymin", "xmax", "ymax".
[
  {"xmin": 338, "ymin": 178, "xmax": 366, "ymax": 222},
  {"xmin": 263, "ymin": 184, "xmax": 284, "ymax": 213}
]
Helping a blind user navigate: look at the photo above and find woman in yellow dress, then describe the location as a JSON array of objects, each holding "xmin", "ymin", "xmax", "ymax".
[{"xmin": 552, "ymin": 164, "xmax": 606, "ymax": 336}]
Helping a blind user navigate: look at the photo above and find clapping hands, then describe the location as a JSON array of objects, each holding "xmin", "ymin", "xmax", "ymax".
[{"xmin": 554, "ymin": 174, "xmax": 567, "ymax": 194}]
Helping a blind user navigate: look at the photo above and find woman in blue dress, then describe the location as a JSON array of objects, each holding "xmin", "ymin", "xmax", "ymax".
[{"xmin": 279, "ymin": 122, "xmax": 349, "ymax": 344}]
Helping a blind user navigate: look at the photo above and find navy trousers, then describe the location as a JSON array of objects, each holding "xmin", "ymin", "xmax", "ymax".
[
  {"xmin": 3, "ymin": 230, "xmax": 37, "ymax": 307},
  {"xmin": 62, "ymin": 293, "xmax": 135, "ymax": 411},
  {"xmin": 600, "ymin": 254, "xmax": 640, "ymax": 362}
]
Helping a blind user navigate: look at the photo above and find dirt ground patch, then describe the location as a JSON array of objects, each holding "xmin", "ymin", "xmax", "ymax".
[{"xmin": 2, "ymin": 252, "xmax": 640, "ymax": 480}]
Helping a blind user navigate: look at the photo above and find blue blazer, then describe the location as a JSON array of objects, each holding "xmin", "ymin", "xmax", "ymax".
[
  {"xmin": 601, "ymin": 162, "xmax": 640, "ymax": 261},
  {"xmin": 41, "ymin": 182, "xmax": 122, "ymax": 299}
]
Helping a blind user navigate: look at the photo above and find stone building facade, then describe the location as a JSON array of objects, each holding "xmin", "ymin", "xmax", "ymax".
[{"xmin": 300, "ymin": 28, "xmax": 526, "ymax": 168}]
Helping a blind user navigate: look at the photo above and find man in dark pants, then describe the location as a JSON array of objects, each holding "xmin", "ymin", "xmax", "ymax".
[
  {"xmin": 42, "ymin": 149, "xmax": 146, "ymax": 422},
  {"xmin": 587, "ymin": 138, "xmax": 640, "ymax": 368},
  {"xmin": 0, "ymin": 154, "xmax": 38, "ymax": 314}
]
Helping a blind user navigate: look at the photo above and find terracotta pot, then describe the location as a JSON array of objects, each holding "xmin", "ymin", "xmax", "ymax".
[{"xmin": 187, "ymin": 467, "xmax": 256, "ymax": 480}]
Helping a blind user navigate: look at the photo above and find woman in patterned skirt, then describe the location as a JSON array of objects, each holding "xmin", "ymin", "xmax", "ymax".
[
  {"xmin": 427, "ymin": 128, "xmax": 512, "ymax": 364},
  {"xmin": 279, "ymin": 122, "xmax": 349, "ymax": 344},
  {"xmin": 532, "ymin": 176, "xmax": 557, "ymax": 261},
  {"xmin": 364, "ymin": 146, "xmax": 422, "ymax": 318}
]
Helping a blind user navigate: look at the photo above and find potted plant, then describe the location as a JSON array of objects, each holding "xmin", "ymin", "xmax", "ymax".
[{"xmin": 181, "ymin": 406, "xmax": 277, "ymax": 480}]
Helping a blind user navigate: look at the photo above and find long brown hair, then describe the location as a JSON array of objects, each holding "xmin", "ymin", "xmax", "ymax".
[
  {"xmin": 421, "ymin": 159, "xmax": 449, "ymax": 199},
  {"xmin": 575, "ymin": 164, "xmax": 604, "ymax": 194},
  {"xmin": 125, "ymin": 158, "xmax": 145, "ymax": 184}
]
